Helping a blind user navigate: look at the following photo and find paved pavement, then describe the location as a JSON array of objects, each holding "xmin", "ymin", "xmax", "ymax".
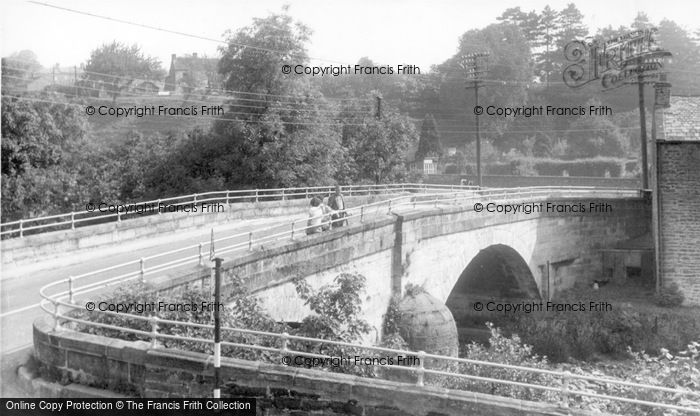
[
  {"xmin": 0, "ymin": 200, "xmax": 447, "ymax": 396},
  {"xmin": 0, "ymin": 214, "xmax": 302, "ymax": 355}
]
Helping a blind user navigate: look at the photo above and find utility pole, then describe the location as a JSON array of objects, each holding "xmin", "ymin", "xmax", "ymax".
[
  {"xmin": 637, "ymin": 56, "xmax": 649, "ymax": 190},
  {"xmin": 212, "ymin": 257, "xmax": 222, "ymax": 399},
  {"xmin": 628, "ymin": 52, "xmax": 671, "ymax": 189},
  {"xmin": 461, "ymin": 52, "xmax": 489, "ymax": 187}
]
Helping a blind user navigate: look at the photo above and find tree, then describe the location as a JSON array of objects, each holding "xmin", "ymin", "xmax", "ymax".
[
  {"xmin": 83, "ymin": 42, "xmax": 164, "ymax": 102},
  {"xmin": 631, "ymin": 12, "xmax": 653, "ymax": 31},
  {"xmin": 497, "ymin": 7, "xmax": 542, "ymax": 47},
  {"xmin": 556, "ymin": 4, "xmax": 588, "ymax": 51},
  {"xmin": 218, "ymin": 7, "xmax": 312, "ymax": 100},
  {"xmin": 118, "ymin": 9, "xmax": 353, "ymax": 193},
  {"xmin": 415, "ymin": 114, "xmax": 442, "ymax": 162},
  {"xmin": 565, "ymin": 99, "xmax": 626, "ymax": 158},
  {"xmin": 342, "ymin": 110, "xmax": 417, "ymax": 183},
  {"xmin": 1, "ymin": 95, "xmax": 88, "ymax": 219},
  {"xmin": 437, "ymin": 22, "xmax": 533, "ymax": 154},
  {"xmin": 536, "ymin": 6, "xmax": 560, "ymax": 86},
  {"xmin": 656, "ymin": 19, "xmax": 700, "ymax": 95}
]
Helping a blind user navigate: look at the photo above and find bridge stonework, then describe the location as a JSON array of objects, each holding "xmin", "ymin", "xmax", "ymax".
[
  {"xmin": 32, "ymin": 317, "xmax": 595, "ymax": 415},
  {"xmin": 218, "ymin": 197, "xmax": 650, "ymax": 340}
]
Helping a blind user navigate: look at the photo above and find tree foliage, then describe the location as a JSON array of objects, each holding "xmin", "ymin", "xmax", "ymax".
[
  {"xmin": 1, "ymin": 96, "xmax": 89, "ymax": 220},
  {"xmin": 415, "ymin": 113, "xmax": 442, "ymax": 162},
  {"xmin": 83, "ymin": 41, "xmax": 164, "ymax": 101},
  {"xmin": 341, "ymin": 110, "xmax": 418, "ymax": 183}
]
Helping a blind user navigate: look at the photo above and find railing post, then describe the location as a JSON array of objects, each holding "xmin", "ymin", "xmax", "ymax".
[
  {"xmin": 198, "ymin": 243, "xmax": 204, "ymax": 266},
  {"xmin": 282, "ymin": 189, "xmax": 286, "ymax": 201},
  {"xmin": 226, "ymin": 191, "xmax": 230, "ymax": 205},
  {"xmin": 305, "ymin": 188, "xmax": 309, "ymax": 199},
  {"xmin": 117, "ymin": 210, "xmax": 121, "ymax": 223},
  {"xmin": 388, "ymin": 200, "xmax": 392, "ymax": 213},
  {"xmin": 150, "ymin": 316, "xmax": 159, "ymax": 348},
  {"xmin": 194, "ymin": 193, "xmax": 198, "ymax": 204},
  {"xmin": 140, "ymin": 258, "xmax": 145, "ymax": 283},
  {"xmin": 416, "ymin": 351, "xmax": 426, "ymax": 386},
  {"xmin": 360, "ymin": 206, "xmax": 364, "ymax": 223},
  {"xmin": 19, "ymin": 219, "xmax": 23, "ymax": 238},
  {"xmin": 255, "ymin": 189, "xmax": 259, "ymax": 203},
  {"xmin": 248, "ymin": 232, "xmax": 253, "ymax": 251},
  {"xmin": 290, "ymin": 221, "xmax": 295, "ymax": 240},
  {"xmin": 281, "ymin": 332, "xmax": 289, "ymax": 352},
  {"xmin": 157, "ymin": 199, "xmax": 162, "ymax": 214},
  {"xmin": 53, "ymin": 301, "xmax": 61, "ymax": 331},
  {"xmin": 68, "ymin": 276, "xmax": 75, "ymax": 304},
  {"xmin": 70, "ymin": 212, "xmax": 75, "ymax": 230},
  {"xmin": 560, "ymin": 371, "xmax": 570, "ymax": 408}
]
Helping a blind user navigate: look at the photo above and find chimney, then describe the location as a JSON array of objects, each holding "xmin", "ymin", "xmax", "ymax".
[{"xmin": 193, "ymin": 53, "xmax": 198, "ymax": 58}]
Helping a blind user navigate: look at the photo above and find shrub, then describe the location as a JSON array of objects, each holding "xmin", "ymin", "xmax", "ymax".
[
  {"xmin": 654, "ymin": 282, "xmax": 685, "ymax": 308},
  {"xmin": 429, "ymin": 323, "xmax": 557, "ymax": 402}
]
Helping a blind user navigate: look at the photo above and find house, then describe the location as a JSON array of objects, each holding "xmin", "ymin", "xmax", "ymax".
[
  {"xmin": 164, "ymin": 53, "xmax": 222, "ymax": 94},
  {"xmin": 654, "ymin": 95, "xmax": 700, "ymax": 305}
]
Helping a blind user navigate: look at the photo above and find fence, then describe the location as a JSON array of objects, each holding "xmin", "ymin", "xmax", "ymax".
[
  {"xmin": 36, "ymin": 186, "xmax": 696, "ymax": 413},
  {"xmin": 1, "ymin": 183, "xmax": 474, "ymax": 238}
]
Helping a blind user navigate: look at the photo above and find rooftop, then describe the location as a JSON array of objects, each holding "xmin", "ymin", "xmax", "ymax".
[{"xmin": 659, "ymin": 96, "xmax": 700, "ymax": 141}]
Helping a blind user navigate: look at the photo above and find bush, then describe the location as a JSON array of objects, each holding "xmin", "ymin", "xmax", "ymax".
[
  {"xmin": 499, "ymin": 292, "xmax": 699, "ymax": 362},
  {"xmin": 654, "ymin": 282, "xmax": 685, "ymax": 308},
  {"xmin": 429, "ymin": 323, "xmax": 557, "ymax": 402}
]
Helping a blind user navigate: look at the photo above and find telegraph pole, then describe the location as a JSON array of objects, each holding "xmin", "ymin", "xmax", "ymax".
[
  {"xmin": 461, "ymin": 52, "xmax": 489, "ymax": 187},
  {"xmin": 637, "ymin": 57, "xmax": 649, "ymax": 190},
  {"xmin": 626, "ymin": 52, "xmax": 671, "ymax": 189}
]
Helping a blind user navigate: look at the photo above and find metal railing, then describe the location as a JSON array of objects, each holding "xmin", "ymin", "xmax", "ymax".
[
  {"xmin": 0, "ymin": 183, "xmax": 476, "ymax": 238},
  {"xmin": 35, "ymin": 185, "xmax": 694, "ymax": 413},
  {"xmin": 35, "ymin": 186, "xmax": 645, "ymax": 315},
  {"xmin": 39, "ymin": 294, "xmax": 698, "ymax": 413}
]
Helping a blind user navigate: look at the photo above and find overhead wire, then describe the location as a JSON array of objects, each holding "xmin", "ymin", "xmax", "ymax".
[{"xmin": 2, "ymin": 93, "xmax": 644, "ymax": 135}]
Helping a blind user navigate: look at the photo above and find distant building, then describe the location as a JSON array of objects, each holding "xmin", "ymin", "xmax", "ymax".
[
  {"xmin": 22, "ymin": 65, "xmax": 83, "ymax": 92},
  {"xmin": 164, "ymin": 53, "xmax": 222, "ymax": 94},
  {"xmin": 655, "ymin": 95, "xmax": 700, "ymax": 305}
]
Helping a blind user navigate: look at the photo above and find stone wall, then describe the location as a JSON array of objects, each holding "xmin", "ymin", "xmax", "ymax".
[
  {"xmin": 148, "ymin": 197, "xmax": 650, "ymax": 340},
  {"xmin": 656, "ymin": 141, "xmax": 700, "ymax": 305},
  {"xmin": 399, "ymin": 198, "xmax": 650, "ymax": 303},
  {"xmin": 33, "ymin": 317, "xmax": 592, "ymax": 415}
]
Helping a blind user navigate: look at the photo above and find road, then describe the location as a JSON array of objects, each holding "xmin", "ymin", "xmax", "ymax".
[{"xmin": 0, "ymin": 214, "xmax": 302, "ymax": 355}]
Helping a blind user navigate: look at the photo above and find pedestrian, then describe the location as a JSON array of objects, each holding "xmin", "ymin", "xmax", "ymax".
[
  {"xmin": 328, "ymin": 185, "xmax": 348, "ymax": 227},
  {"xmin": 306, "ymin": 197, "xmax": 324, "ymax": 235}
]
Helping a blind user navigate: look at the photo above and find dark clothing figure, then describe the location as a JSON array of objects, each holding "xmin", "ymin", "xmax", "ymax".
[{"xmin": 328, "ymin": 186, "xmax": 348, "ymax": 227}]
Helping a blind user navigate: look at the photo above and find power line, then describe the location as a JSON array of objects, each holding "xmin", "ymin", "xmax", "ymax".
[
  {"xmin": 4, "ymin": 62, "xmax": 374, "ymax": 103},
  {"xmin": 1, "ymin": 94, "xmax": 369, "ymax": 127},
  {"xmin": 2, "ymin": 75, "xmax": 373, "ymax": 116},
  {"xmin": 2, "ymin": 94, "xmax": 644, "ymax": 135},
  {"xmin": 26, "ymin": 1, "xmax": 353, "ymax": 66}
]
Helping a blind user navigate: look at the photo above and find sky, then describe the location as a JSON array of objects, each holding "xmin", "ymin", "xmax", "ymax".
[{"xmin": 1, "ymin": 0, "xmax": 699, "ymax": 71}]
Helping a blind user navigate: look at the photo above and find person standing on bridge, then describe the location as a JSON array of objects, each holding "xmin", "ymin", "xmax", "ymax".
[
  {"xmin": 328, "ymin": 185, "xmax": 348, "ymax": 227},
  {"xmin": 306, "ymin": 197, "xmax": 324, "ymax": 234}
]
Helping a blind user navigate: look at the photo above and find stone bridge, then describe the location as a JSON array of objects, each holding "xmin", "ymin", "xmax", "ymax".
[{"xmin": 206, "ymin": 194, "xmax": 650, "ymax": 342}]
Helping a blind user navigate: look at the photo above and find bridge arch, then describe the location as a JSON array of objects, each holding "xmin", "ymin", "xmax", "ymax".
[{"xmin": 445, "ymin": 244, "xmax": 541, "ymax": 343}]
